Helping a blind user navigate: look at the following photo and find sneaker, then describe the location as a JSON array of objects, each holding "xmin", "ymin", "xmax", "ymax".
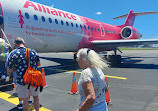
[
  {"xmin": 1, "ymin": 75, "xmax": 5, "ymax": 79},
  {"xmin": 28, "ymin": 100, "xmax": 32, "ymax": 105},
  {"xmin": 17, "ymin": 103, "xmax": 23, "ymax": 110}
]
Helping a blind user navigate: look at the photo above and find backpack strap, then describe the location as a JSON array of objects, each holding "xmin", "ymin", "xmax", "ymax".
[
  {"xmin": 25, "ymin": 48, "xmax": 32, "ymax": 89},
  {"xmin": 26, "ymin": 48, "xmax": 31, "ymax": 68}
]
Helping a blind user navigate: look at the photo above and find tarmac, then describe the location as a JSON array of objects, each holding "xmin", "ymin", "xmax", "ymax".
[{"xmin": 0, "ymin": 50, "xmax": 158, "ymax": 111}]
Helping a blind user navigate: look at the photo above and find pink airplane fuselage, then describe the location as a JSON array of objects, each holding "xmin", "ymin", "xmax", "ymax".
[{"xmin": 0, "ymin": 0, "xmax": 142, "ymax": 52}]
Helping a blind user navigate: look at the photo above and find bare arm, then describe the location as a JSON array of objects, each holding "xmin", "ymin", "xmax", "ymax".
[
  {"xmin": 77, "ymin": 81, "xmax": 95, "ymax": 111},
  {"xmin": 37, "ymin": 62, "xmax": 41, "ymax": 67},
  {"xmin": 7, "ymin": 67, "xmax": 13, "ymax": 77},
  {"xmin": 6, "ymin": 67, "xmax": 14, "ymax": 81}
]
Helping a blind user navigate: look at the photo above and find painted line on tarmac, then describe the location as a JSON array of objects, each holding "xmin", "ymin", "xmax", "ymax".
[
  {"xmin": 0, "ymin": 91, "xmax": 51, "ymax": 111},
  {"xmin": 104, "ymin": 75, "xmax": 127, "ymax": 80},
  {"xmin": 49, "ymin": 68, "xmax": 127, "ymax": 80}
]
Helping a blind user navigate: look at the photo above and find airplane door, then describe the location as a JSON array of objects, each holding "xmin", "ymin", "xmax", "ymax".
[
  {"xmin": 0, "ymin": 7, "xmax": 3, "ymax": 38},
  {"xmin": 100, "ymin": 25, "xmax": 105, "ymax": 36}
]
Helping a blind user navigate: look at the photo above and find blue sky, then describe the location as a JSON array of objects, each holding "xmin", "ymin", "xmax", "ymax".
[{"xmin": 30, "ymin": 0, "xmax": 158, "ymax": 39}]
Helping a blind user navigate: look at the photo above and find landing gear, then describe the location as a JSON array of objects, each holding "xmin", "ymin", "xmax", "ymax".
[
  {"xmin": 106, "ymin": 55, "xmax": 122, "ymax": 67},
  {"xmin": 104, "ymin": 48, "xmax": 122, "ymax": 67},
  {"xmin": 73, "ymin": 53, "xmax": 77, "ymax": 61}
]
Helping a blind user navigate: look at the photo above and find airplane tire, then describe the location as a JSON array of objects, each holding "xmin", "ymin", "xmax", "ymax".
[
  {"xmin": 107, "ymin": 55, "xmax": 122, "ymax": 67},
  {"xmin": 73, "ymin": 53, "xmax": 77, "ymax": 61}
]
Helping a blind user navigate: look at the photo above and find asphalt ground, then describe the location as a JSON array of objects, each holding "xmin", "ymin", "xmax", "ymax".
[{"xmin": 0, "ymin": 50, "xmax": 158, "ymax": 111}]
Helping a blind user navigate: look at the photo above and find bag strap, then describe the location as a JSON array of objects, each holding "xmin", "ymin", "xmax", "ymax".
[{"xmin": 26, "ymin": 48, "xmax": 31, "ymax": 68}]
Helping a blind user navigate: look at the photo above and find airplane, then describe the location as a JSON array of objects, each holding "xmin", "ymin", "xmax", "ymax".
[{"xmin": 0, "ymin": 0, "xmax": 158, "ymax": 66}]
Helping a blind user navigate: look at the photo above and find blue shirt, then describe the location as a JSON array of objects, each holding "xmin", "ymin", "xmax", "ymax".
[{"xmin": 7, "ymin": 47, "xmax": 40, "ymax": 85}]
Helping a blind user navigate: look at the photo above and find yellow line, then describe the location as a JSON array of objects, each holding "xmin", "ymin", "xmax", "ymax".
[
  {"xmin": 0, "ymin": 91, "xmax": 19, "ymax": 105},
  {"xmin": 0, "ymin": 91, "xmax": 51, "ymax": 111},
  {"xmin": 104, "ymin": 75, "xmax": 127, "ymax": 80},
  {"xmin": 52, "ymin": 69, "xmax": 81, "ymax": 73},
  {"xmin": 52, "ymin": 69, "xmax": 127, "ymax": 80}
]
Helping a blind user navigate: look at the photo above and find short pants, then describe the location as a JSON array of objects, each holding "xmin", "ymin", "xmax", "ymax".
[{"xmin": 16, "ymin": 84, "xmax": 40, "ymax": 98}]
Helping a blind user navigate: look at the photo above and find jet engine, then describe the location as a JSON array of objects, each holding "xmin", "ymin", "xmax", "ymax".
[{"xmin": 121, "ymin": 26, "xmax": 133, "ymax": 38}]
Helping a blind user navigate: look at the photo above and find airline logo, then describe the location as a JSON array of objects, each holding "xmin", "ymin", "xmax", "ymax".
[
  {"xmin": 18, "ymin": 10, "xmax": 24, "ymax": 28},
  {"xmin": 23, "ymin": 1, "xmax": 77, "ymax": 21}
]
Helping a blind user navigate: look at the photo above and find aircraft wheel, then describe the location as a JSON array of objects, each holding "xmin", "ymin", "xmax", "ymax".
[
  {"xmin": 107, "ymin": 55, "xmax": 122, "ymax": 67},
  {"xmin": 73, "ymin": 53, "xmax": 77, "ymax": 61}
]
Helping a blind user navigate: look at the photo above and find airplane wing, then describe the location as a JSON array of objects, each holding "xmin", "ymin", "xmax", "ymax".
[{"xmin": 92, "ymin": 39, "xmax": 158, "ymax": 48}]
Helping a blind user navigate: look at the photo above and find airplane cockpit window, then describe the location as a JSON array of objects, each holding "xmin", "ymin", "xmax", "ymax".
[
  {"xmin": 66, "ymin": 21, "xmax": 69, "ymax": 26},
  {"xmin": 34, "ymin": 15, "xmax": 38, "ymax": 21},
  {"xmin": 48, "ymin": 18, "xmax": 52, "ymax": 23},
  {"xmin": 41, "ymin": 16, "xmax": 45, "ymax": 22},
  {"xmin": 25, "ymin": 13, "xmax": 29, "ymax": 19},
  {"xmin": 61, "ymin": 20, "xmax": 64, "ymax": 25},
  {"xmin": 71, "ymin": 23, "xmax": 73, "ymax": 27},
  {"xmin": 76, "ymin": 24, "xmax": 78, "ymax": 28},
  {"xmin": 55, "ymin": 19, "xmax": 58, "ymax": 24}
]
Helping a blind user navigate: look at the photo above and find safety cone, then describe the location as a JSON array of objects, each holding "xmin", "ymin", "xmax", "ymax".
[
  {"xmin": 42, "ymin": 68, "xmax": 47, "ymax": 87},
  {"xmin": 69, "ymin": 72, "xmax": 78, "ymax": 94},
  {"xmin": 105, "ymin": 76, "xmax": 111, "ymax": 105},
  {"xmin": 13, "ymin": 83, "xmax": 17, "ymax": 93}
]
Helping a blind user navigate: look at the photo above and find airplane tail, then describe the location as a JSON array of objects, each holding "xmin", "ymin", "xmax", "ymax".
[{"xmin": 114, "ymin": 10, "xmax": 158, "ymax": 27}]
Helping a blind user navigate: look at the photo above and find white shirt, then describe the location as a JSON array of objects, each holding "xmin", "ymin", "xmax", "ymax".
[{"xmin": 78, "ymin": 67, "xmax": 108, "ymax": 111}]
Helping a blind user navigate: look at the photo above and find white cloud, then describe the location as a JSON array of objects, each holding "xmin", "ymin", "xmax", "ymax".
[
  {"xmin": 96, "ymin": 12, "xmax": 102, "ymax": 15},
  {"xmin": 50, "ymin": 5, "xmax": 54, "ymax": 8}
]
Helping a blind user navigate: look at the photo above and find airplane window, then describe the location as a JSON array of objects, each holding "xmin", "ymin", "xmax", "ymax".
[
  {"xmin": 95, "ymin": 28, "xmax": 96, "ymax": 31},
  {"xmin": 91, "ymin": 27, "xmax": 93, "ymax": 30},
  {"xmin": 80, "ymin": 24, "xmax": 82, "ymax": 28},
  {"xmin": 34, "ymin": 15, "xmax": 38, "ymax": 21},
  {"xmin": 102, "ymin": 29, "xmax": 103, "ymax": 32},
  {"xmin": 41, "ymin": 16, "xmax": 45, "ymax": 22},
  {"xmin": 98, "ymin": 28, "xmax": 100, "ymax": 31},
  {"xmin": 88, "ymin": 26, "xmax": 90, "ymax": 29},
  {"xmin": 48, "ymin": 18, "xmax": 52, "ymax": 23},
  {"xmin": 76, "ymin": 24, "xmax": 78, "ymax": 28},
  {"xmin": 61, "ymin": 20, "xmax": 64, "ymax": 25},
  {"xmin": 66, "ymin": 21, "xmax": 69, "ymax": 26},
  {"xmin": 55, "ymin": 19, "xmax": 58, "ymax": 24},
  {"xmin": 71, "ymin": 23, "xmax": 73, "ymax": 27},
  {"xmin": 25, "ymin": 13, "xmax": 29, "ymax": 19},
  {"xmin": 84, "ymin": 25, "xmax": 86, "ymax": 29}
]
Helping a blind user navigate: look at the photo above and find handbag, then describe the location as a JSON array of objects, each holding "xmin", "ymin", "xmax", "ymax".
[{"xmin": 23, "ymin": 48, "xmax": 43, "ymax": 92}]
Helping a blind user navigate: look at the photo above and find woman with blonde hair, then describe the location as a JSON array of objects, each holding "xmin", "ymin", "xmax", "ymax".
[{"xmin": 76, "ymin": 48, "xmax": 109, "ymax": 111}]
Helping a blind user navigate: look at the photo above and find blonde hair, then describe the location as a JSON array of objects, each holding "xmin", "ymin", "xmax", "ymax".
[
  {"xmin": 0, "ymin": 38, "xmax": 5, "ymax": 43},
  {"xmin": 77, "ymin": 48, "xmax": 109, "ymax": 70}
]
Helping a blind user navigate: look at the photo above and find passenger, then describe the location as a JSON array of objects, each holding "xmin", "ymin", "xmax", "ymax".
[
  {"xmin": 6, "ymin": 37, "xmax": 41, "ymax": 111},
  {"xmin": 6, "ymin": 48, "xmax": 32, "ymax": 110},
  {"xmin": 76, "ymin": 48, "xmax": 109, "ymax": 111},
  {"xmin": 0, "ymin": 38, "xmax": 10, "ymax": 79}
]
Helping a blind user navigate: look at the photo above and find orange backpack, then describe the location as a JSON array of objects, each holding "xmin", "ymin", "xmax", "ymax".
[{"xmin": 23, "ymin": 48, "xmax": 43, "ymax": 91}]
